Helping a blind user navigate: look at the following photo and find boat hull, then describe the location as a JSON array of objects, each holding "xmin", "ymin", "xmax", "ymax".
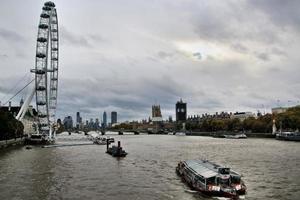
[{"xmin": 276, "ymin": 135, "xmax": 300, "ymax": 141}]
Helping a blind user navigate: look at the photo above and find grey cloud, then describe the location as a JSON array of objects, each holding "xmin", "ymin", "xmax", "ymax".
[
  {"xmin": 190, "ymin": 1, "xmax": 284, "ymax": 45},
  {"xmin": 56, "ymin": 74, "xmax": 188, "ymax": 121},
  {"xmin": 193, "ymin": 52, "xmax": 202, "ymax": 60},
  {"xmin": 0, "ymin": 54, "xmax": 8, "ymax": 59},
  {"xmin": 0, "ymin": 28, "xmax": 26, "ymax": 43},
  {"xmin": 230, "ymin": 43, "xmax": 249, "ymax": 54},
  {"xmin": 157, "ymin": 51, "xmax": 174, "ymax": 60},
  {"xmin": 271, "ymin": 47, "xmax": 287, "ymax": 57},
  {"xmin": 247, "ymin": 0, "xmax": 300, "ymax": 31},
  {"xmin": 255, "ymin": 52, "xmax": 270, "ymax": 61},
  {"xmin": 88, "ymin": 34, "xmax": 106, "ymax": 43},
  {"xmin": 60, "ymin": 27, "xmax": 92, "ymax": 47}
]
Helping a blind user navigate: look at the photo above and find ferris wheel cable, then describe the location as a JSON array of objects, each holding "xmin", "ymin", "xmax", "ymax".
[
  {"xmin": 22, "ymin": 74, "xmax": 31, "ymax": 101},
  {"xmin": 2, "ymin": 78, "xmax": 34, "ymax": 106},
  {"xmin": 0, "ymin": 72, "xmax": 30, "ymax": 103}
]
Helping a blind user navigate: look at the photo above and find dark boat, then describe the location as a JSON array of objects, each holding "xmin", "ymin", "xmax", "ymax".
[
  {"xmin": 176, "ymin": 160, "xmax": 246, "ymax": 198},
  {"xmin": 106, "ymin": 141, "xmax": 127, "ymax": 157},
  {"xmin": 276, "ymin": 131, "xmax": 300, "ymax": 141},
  {"xmin": 134, "ymin": 131, "xmax": 140, "ymax": 135},
  {"xmin": 118, "ymin": 131, "xmax": 123, "ymax": 135}
]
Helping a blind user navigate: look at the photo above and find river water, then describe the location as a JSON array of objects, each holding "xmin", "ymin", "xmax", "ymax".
[{"xmin": 0, "ymin": 132, "xmax": 299, "ymax": 200}]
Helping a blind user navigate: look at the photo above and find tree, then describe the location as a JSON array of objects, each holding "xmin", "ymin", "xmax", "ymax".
[{"xmin": 0, "ymin": 111, "xmax": 24, "ymax": 140}]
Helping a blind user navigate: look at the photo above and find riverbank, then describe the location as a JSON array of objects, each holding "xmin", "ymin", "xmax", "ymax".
[
  {"xmin": 0, "ymin": 138, "xmax": 24, "ymax": 149},
  {"xmin": 189, "ymin": 131, "xmax": 275, "ymax": 138}
]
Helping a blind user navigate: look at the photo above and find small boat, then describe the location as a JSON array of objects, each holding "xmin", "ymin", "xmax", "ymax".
[
  {"xmin": 176, "ymin": 159, "xmax": 246, "ymax": 198},
  {"xmin": 106, "ymin": 141, "xmax": 127, "ymax": 157},
  {"xmin": 25, "ymin": 146, "xmax": 32, "ymax": 150},
  {"xmin": 276, "ymin": 131, "xmax": 300, "ymax": 141},
  {"xmin": 93, "ymin": 135, "xmax": 115, "ymax": 145},
  {"xmin": 224, "ymin": 133, "xmax": 247, "ymax": 139},
  {"xmin": 118, "ymin": 131, "xmax": 124, "ymax": 135},
  {"xmin": 93, "ymin": 137, "xmax": 107, "ymax": 145},
  {"xmin": 174, "ymin": 132, "xmax": 186, "ymax": 136}
]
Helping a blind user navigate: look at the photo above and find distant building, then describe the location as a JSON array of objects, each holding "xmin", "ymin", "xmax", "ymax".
[
  {"xmin": 63, "ymin": 116, "xmax": 73, "ymax": 129},
  {"xmin": 111, "ymin": 111, "xmax": 117, "ymax": 125},
  {"xmin": 272, "ymin": 107, "xmax": 288, "ymax": 114},
  {"xmin": 102, "ymin": 111, "xmax": 107, "ymax": 128},
  {"xmin": 0, "ymin": 101, "xmax": 21, "ymax": 117},
  {"xmin": 76, "ymin": 112, "xmax": 82, "ymax": 129},
  {"xmin": 88, "ymin": 118, "xmax": 94, "ymax": 129},
  {"xmin": 95, "ymin": 118, "xmax": 100, "ymax": 129},
  {"xmin": 168, "ymin": 115, "xmax": 173, "ymax": 122},
  {"xmin": 176, "ymin": 99, "xmax": 187, "ymax": 122},
  {"xmin": 231, "ymin": 112, "xmax": 256, "ymax": 121},
  {"xmin": 0, "ymin": 99, "xmax": 37, "ymax": 119},
  {"xmin": 152, "ymin": 104, "xmax": 162, "ymax": 121}
]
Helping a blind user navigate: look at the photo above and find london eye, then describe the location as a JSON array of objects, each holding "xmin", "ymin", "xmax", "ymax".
[{"xmin": 15, "ymin": 1, "xmax": 59, "ymax": 140}]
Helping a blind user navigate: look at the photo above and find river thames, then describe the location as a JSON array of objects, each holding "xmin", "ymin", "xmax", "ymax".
[{"xmin": 0, "ymin": 133, "xmax": 299, "ymax": 200}]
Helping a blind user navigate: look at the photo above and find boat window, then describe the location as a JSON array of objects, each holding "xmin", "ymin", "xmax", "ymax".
[
  {"xmin": 218, "ymin": 168, "xmax": 230, "ymax": 175},
  {"xmin": 206, "ymin": 177, "xmax": 215, "ymax": 185},
  {"xmin": 219, "ymin": 177, "xmax": 229, "ymax": 185},
  {"xmin": 195, "ymin": 175, "xmax": 205, "ymax": 183},
  {"xmin": 231, "ymin": 176, "xmax": 240, "ymax": 184}
]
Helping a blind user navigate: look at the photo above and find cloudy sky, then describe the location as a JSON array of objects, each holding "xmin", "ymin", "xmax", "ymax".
[{"xmin": 0, "ymin": 0, "xmax": 299, "ymax": 122}]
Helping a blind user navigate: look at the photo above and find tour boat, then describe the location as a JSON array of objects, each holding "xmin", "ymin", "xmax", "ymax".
[
  {"xmin": 276, "ymin": 131, "xmax": 300, "ymax": 141},
  {"xmin": 176, "ymin": 159, "xmax": 246, "ymax": 198}
]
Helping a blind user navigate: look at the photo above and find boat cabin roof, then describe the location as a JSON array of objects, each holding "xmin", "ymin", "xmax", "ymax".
[{"xmin": 183, "ymin": 160, "xmax": 240, "ymax": 179}]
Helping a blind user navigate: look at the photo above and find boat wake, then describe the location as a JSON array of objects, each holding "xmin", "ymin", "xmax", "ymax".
[
  {"xmin": 184, "ymin": 189, "xmax": 198, "ymax": 193},
  {"xmin": 214, "ymin": 195, "xmax": 245, "ymax": 200}
]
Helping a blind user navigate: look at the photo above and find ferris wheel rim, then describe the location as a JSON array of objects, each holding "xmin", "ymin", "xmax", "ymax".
[{"xmin": 34, "ymin": 1, "xmax": 58, "ymax": 135}]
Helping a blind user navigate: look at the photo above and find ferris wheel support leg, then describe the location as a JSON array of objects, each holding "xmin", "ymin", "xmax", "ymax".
[
  {"xmin": 16, "ymin": 84, "xmax": 35, "ymax": 121},
  {"xmin": 16, "ymin": 77, "xmax": 41, "ymax": 121},
  {"xmin": 49, "ymin": 126, "xmax": 52, "ymax": 139}
]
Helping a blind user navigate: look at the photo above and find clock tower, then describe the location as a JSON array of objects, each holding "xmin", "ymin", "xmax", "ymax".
[{"xmin": 176, "ymin": 99, "xmax": 187, "ymax": 122}]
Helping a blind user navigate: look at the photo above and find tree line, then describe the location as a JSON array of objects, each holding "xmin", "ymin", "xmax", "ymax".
[
  {"xmin": 0, "ymin": 110, "xmax": 24, "ymax": 140},
  {"xmin": 185, "ymin": 106, "xmax": 300, "ymax": 133}
]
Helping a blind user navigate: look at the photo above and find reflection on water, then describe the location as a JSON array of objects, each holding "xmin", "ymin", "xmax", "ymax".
[{"xmin": 0, "ymin": 133, "xmax": 299, "ymax": 200}]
